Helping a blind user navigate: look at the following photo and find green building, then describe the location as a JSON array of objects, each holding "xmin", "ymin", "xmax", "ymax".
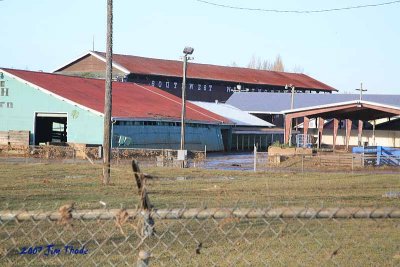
[{"xmin": 0, "ymin": 68, "xmax": 231, "ymax": 151}]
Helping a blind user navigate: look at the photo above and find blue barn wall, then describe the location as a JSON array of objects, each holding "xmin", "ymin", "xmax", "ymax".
[{"xmin": 112, "ymin": 123, "xmax": 225, "ymax": 151}]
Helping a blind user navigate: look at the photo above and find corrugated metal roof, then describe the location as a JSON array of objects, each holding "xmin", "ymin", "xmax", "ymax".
[
  {"xmin": 2, "ymin": 68, "xmax": 230, "ymax": 124},
  {"xmin": 190, "ymin": 101, "xmax": 274, "ymax": 127},
  {"xmin": 90, "ymin": 51, "xmax": 336, "ymax": 92},
  {"xmin": 226, "ymin": 92, "xmax": 400, "ymax": 113}
]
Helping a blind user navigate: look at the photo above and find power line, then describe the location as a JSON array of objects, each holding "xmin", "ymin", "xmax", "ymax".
[{"xmin": 195, "ymin": 0, "xmax": 400, "ymax": 14}]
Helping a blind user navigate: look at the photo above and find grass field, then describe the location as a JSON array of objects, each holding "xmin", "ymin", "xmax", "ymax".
[
  {"xmin": 0, "ymin": 162, "xmax": 399, "ymax": 210},
  {"xmin": 0, "ymin": 161, "xmax": 399, "ymax": 266}
]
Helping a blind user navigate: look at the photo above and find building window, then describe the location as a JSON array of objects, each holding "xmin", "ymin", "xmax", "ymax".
[
  {"xmin": 0, "ymin": 81, "xmax": 5, "ymax": 87},
  {"xmin": 1, "ymin": 88, "xmax": 8, "ymax": 96}
]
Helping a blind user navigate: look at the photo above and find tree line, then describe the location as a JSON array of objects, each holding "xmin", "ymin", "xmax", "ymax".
[{"xmin": 230, "ymin": 55, "xmax": 304, "ymax": 73}]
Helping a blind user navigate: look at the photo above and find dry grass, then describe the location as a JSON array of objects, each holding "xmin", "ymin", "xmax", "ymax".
[
  {"xmin": 0, "ymin": 161, "xmax": 399, "ymax": 266},
  {"xmin": 0, "ymin": 162, "xmax": 399, "ymax": 210}
]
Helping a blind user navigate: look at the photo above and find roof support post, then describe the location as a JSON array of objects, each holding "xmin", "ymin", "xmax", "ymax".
[
  {"xmin": 372, "ymin": 120, "xmax": 376, "ymax": 146},
  {"xmin": 317, "ymin": 117, "xmax": 324, "ymax": 149},
  {"xmin": 333, "ymin": 118, "xmax": 339, "ymax": 151},
  {"xmin": 358, "ymin": 120, "xmax": 363, "ymax": 147},
  {"xmin": 345, "ymin": 119, "xmax": 352, "ymax": 151},
  {"xmin": 284, "ymin": 115, "xmax": 292, "ymax": 145},
  {"xmin": 303, "ymin": 116, "xmax": 310, "ymax": 148}
]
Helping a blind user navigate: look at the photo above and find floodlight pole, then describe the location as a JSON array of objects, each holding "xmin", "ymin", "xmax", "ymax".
[
  {"xmin": 180, "ymin": 47, "xmax": 194, "ymax": 152},
  {"xmin": 102, "ymin": 0, "xmax": 113, "ymax": 185},
  {"xmin": 180, "ymin": 54, "xmax": 188, "ymax": 151}
]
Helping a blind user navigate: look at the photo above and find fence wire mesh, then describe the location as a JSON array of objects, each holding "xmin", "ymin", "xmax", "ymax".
[
  {"xmin": 1, "ymin": 206, "xmax": 400, "ymax": 266},
  {"xmin": 1, "ymin": 149, "xmax": 399, "ymax": 266}
]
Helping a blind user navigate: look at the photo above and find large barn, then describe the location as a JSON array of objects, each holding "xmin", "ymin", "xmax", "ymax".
[
  {"xmin": 0, "ymin": 68, "xmax": 231, "ymax": 151},
  {"xmin": 53, "ymin": 51, "xmax": 337, "ymax": 102}
]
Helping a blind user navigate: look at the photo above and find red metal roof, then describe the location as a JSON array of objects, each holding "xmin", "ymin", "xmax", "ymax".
[
  {"xmin": 93, "ymin": 51, "xmax": 336, "ymax": 92},
  {"xmin": 3, "ymin": 68, "xmax": 230, "ymax": 124}
]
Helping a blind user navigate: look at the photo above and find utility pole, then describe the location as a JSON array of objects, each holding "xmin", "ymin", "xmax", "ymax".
[
  {"xmin": 356, "ymin": 82, "xmax": 367, "ymax": 101},
  {"xmin": 290, "ymin": 85, "xmax": 295, "ymax": 110},
  {"xmin": 286, "ymin": 84, "xmax": 295, "ymax": 146},
  {"xmin": 103, "ymin": 0, "xmax": 113, "ymax": 185}
]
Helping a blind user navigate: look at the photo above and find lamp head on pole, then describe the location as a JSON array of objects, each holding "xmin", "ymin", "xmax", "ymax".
[{"xmin": 183, "ymin": 46, "xmax": 194, "ymax": 55}]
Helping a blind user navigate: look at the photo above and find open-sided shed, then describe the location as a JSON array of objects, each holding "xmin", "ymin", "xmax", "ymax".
[{"xmin": 282, "ymin": 100, "xmax": 400, "ymax": 149}]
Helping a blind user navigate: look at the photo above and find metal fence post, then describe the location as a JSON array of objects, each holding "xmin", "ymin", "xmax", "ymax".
[
  {"xmin": 301, "ymin": 154, "xmax": 304, "ymax": 173},
  {"xmin": 254, "ymin": 145, "xmax": 257, "ymax": 172}
]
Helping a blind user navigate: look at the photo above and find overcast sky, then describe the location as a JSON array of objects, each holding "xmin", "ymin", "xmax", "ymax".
[{"xmin": 1, "ymin": 0, "xmax": 399, "ymax": 94}]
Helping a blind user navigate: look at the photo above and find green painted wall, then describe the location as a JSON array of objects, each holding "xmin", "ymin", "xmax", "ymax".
[
  {"xmin": 112, "ymin": 123, "xmax": 225, "ymax": 151},
  {"xmin": 0, "ymin": 72, "xmax": 104, "ymax": 145}
]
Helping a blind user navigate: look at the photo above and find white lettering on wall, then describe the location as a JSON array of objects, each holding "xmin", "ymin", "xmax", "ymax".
[
  {"xmin": 165, "ymin": 82, "xmax": 170, "ymax": 89},
  {"xmin": 209, "ymin": 85, "xmax": 213, "ymax": 91},
  {"xmin": 174, "ymin": 82, "xmax": 178, "ymax": 88},
  {"xmin": 189, "ymin": 84, "xmax": 194, "ymax": 90},
  {"xmin": 151, "ymin": 81, "xmax": 155, "ymax": 87}
]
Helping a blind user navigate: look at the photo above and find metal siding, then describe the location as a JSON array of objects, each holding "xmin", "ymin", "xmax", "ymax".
[
  {"xmin": 112, "ymin": 125, "xmax": 224, "ymax": 151},
  {"xmin": 0, "ymin": 73, "xmax": 103, "ymax": 145}
]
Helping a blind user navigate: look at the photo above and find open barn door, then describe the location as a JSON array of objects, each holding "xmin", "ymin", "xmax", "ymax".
[{"xmin": 34, "ymin": 112, "xmax": 67, "ymax": 145}]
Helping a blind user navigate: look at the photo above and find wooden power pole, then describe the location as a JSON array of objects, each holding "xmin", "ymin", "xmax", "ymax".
[{"xmin": 103, "ymin": 0, "xmax": 113, "ymax": 185}]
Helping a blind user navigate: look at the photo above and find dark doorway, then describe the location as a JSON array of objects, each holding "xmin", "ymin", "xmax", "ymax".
[
  {"xmin": 221, "ymin": 129, "xmax": 231, "ymax": 152},
  {"xmin": 34, "ymin": 113, "xmax": 67, "ymax": 145}
]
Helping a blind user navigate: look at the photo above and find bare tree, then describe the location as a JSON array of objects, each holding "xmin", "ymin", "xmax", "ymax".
[
  {"xmin": 229, "ymin": 61, "xmax": 238, "ymax": 67},
  {"xmin": 272, "ymin": 55, "xmax": 284, "ymax": 72},
  {"xmin": 293, "ymin": 64, "xmax": 304, "ymax": 74},
  {"xmin": 241, "ymin": 55, "xmax": 304, "ymax": 73},
  {"xmin": 247, "ymin": 55, "xmax": 257, "ymax": 69},
  {"xmin": 246, "ymin": 55, "xmax": 285, "ymax": 72},
  {"xmin": 261, "ymin": 60, "xmax": 273, "ymax": 70}
]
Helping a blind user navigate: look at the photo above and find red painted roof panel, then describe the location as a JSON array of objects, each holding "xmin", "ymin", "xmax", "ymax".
[
  {"xmin": 3, "ymin": 68, "xmax": 230, "ymax": 124},
  {"xmin": 94, "ymin": 51, "xmax": 336, "ymax": 92}
]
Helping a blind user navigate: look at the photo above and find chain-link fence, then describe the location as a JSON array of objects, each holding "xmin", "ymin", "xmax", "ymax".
[
  {"xmin": 1, "ymin": 205, "xmax": 400, "ymax": 266},
  {"xmin": 1, "ymin": 150, "xmax": 399, "ymax": 265}
]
